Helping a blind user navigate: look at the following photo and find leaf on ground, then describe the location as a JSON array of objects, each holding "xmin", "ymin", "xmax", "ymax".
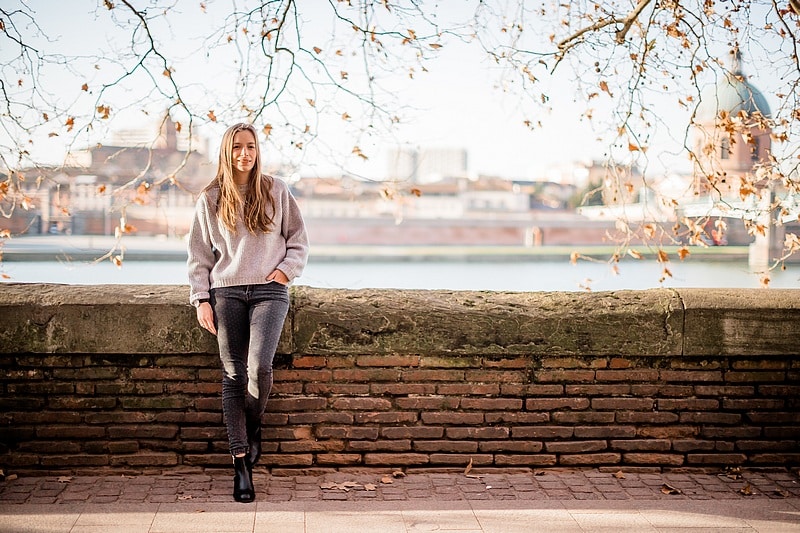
[
  {"xmin": 533, "ymin": 470, "xmax": 546, "ymax": 476},
  {"xmin": 380, "ymin": 475, "xmax": 394, "ymax": 484},
  {"xmin": 392, "ymin": 470, "xmax": 406, "ymax": 478},
  {"xmin": 6, "ymin": 474, "xmax": 17, "ymax": 481},
  {"xmin": 774, "ymin": 489, "xmax": 789, "ymax": 498},
  {"xmin": 464, "ymin": 458, "xmax": 473, "ymax": 475},
  {"xmin": 613, "ymin": 471, "xmax": 626, "ymax": 479},
  {"xmin": 178, "ymin": 495, "xmax": 193, "ymax": 500},
  {"xmin": 57, "ymin": 476, "xmax": 72, "ymax": 483},
  {"xmin": 660, "ymin": 483, "xmax": 682, "ymax": 495},
  {"xmin": 364, "ymin": 483, "xmax": 377, "ymax": 491},
  {"xmin": 739, "ymin": 483, "xmax": 754, "ymax": 496}
]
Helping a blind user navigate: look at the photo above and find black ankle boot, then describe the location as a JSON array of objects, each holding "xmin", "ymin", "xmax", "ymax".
[
  {"xmin": 247, "ymin": 421, "xmax": 262, "ymax": 467},
  {"xmin": 232, "ymin": 456, "xmax": 255, "ymax": 503}
]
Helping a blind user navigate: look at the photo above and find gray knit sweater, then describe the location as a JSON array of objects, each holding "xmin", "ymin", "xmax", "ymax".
[{"xmin": 186, "ymin": 177, "xmax": 309, "ymax": 307}]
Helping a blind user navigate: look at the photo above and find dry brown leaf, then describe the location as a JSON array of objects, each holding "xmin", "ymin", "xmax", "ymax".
[
  {"xmin": 774, "ymin": 489, "xmax": 789, "ymax": 498},
  {"xmin": 58, "ymin": 476, "xmax": 72, "ymax": 483},
  {"xmin": 533, "ymin": 470, "xmax": 545, "ymax": 476},
  {"xmin": 380, "ymin": 475, "xmax": 393, "ymax": 484},
  {"xmin": 392, "ymin": 470, "xmax": 406, "ymax": 478},
  {"xmin": 613, "ymin": 471, "xmax": 626, "ymax": 479},
  {"xmin": 739, "ymin": 483, "xmax": 754, "ymax": 496},
  {"xmin": 660, "ymin": 483, "xmax": 682, "ymax": 495},
  {"xmin": 464, "ymin": 458, "xmax": 473, "ymax": 475},
  {"xmin": 364, "ymin": 483, "xmax": 376, "ymax": 491}
]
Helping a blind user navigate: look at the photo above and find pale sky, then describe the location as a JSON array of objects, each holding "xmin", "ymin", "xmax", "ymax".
[{"xmin": 4, "ymin": 1, "xmax": 787, "ymax": 183}]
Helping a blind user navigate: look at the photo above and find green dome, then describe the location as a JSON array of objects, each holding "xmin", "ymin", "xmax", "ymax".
[{"xmin": 696, "ymin": 55, "xmax": 771, "ymax": 123}]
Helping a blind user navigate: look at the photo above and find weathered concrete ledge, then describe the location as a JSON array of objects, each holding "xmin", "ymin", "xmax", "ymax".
[
  {"xmin": 1, "ymin": 284, "xmax": 799, "ymax": 473},
  {"xmin": 1, "ymin": 284, "xmax": 799, "ymax": 356}
]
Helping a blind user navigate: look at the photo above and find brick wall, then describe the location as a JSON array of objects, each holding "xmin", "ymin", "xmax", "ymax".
[{"xmin": 0, "ymin": 285, "xmax": 798, "ymax": 474}]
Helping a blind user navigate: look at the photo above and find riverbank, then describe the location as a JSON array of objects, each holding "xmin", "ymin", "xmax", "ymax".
[{"xmin": 0, "ymin": 235, "xmax": 753, "ymax": 263}]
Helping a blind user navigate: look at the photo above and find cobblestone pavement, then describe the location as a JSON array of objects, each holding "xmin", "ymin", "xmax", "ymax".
[
  {"xmin": 2, "ymin": 468, "xmax": 800, "ymax": 533},
  {"xmin": 2, "ymin": 467, "xmax": 800, "ymax": 504}
]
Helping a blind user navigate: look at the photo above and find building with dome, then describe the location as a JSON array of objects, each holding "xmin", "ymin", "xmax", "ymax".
[{"xmin": 692, "ymin": 51, "xmax": 773, "ymax": 197}]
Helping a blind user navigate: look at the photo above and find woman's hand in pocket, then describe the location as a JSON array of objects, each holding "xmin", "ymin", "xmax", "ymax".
[{"xmin": 266, "ymin": 269, "xmax": 289, "ymax": 285}]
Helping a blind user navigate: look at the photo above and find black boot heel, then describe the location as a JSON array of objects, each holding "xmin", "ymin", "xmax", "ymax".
[
  {"xmin": 247, "ymin": 421, "xmax": 262, "ymax": 467},
  {"xmin": 233, "ymin": 456, "xmax": 255, "ymax": 503}
]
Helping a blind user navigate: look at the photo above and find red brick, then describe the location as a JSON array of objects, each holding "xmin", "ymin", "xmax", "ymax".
[
  {"xmin": 672, "ymin": 439, "xmax": 715, "ymax": 451},
  {"xmin": 446, "ymin": 427, "xmax": 509, "ymax": 440},
  {"xmin": 461, "ymin": 398, "xmax": 523, "ymax": 411},
  {"xmin": 380, "ymin": 426, "xmax": 444, "ymax": 439},
  {"xmin": 331, "ymin": 397, "xmax": 392, "ymax": 411},
  {"xmin": 316, "ymin": 426, "xmax": 380, "ymax": 440},
  {"xmin": 679, "ymin": 412, "xmax": 741, "ymax": 424},
  {"xmin": 512, "ymin": 426, "xmax": 573, "ymax": 439},
  {"xmin": 526, "ymin": 398, "xmax": 589, "ymax": 410},
  {"xmin": 701, "ymin": 426, "xmax": 761, "ymax": 439},
  {"xmin": 637, "ymin": 426, "xmax": 699, "ymax": 439},
  {"xmin": 49, "ymin": 397, "xmax": 118, "ymax": 410},
  {"xmin": 631, "ymin": 384, "xmax": 694, "ymax": 396},
  {"xmin": 732, "ymin": 359, "xmax": 788, "ymax": 370},
  {"xmin": 553, "ymin": 412, "xmax": 615, "ymax": 424},
  {"xmin": 540, "ymin": 357, "xmax": 606, "ymax": 369},
  {"xmin": 485, "ymin": 412, "xmax": 549, "ymax": 424},
  {"xmin": 482, "ymin": 358, "xmax": 530, "ymax": 369},
  {"xmin": 759, "ymin": 385, "xmax": 800, "ymax": 396},
  {"xmin": 746, "ymin": 412, "xmax": 800, "ymax": 423},
  {"xmin": 495, "ymin": 454, "xmax": 557, "ymax": 466},
  {"xmin": 609, "ymin": 357, "xmax": 632, "ymax": 369},
  {"xmin": 316, "ymin": 454, "xmax": 363, "ymax": 465},
  {"xmin": 281, "ymin": 439, "xmax": 345, "ymax": 453},
  {"xmin": 357, "ymin": 355, "xmax": 420, "ymax": 367},
  {"xmin": 725, "ymin": 371, "xmax": 786, "ymax": 383},
  {"xmin": 268, "ymin": 398, "xmax": 327, "ymax": 412},
  {"xmin": 420, "ymin": 412, "xmax": 483, "ymax": 425},
  {"xmin": 595, "ymin": 370, "xmax": 658, "ymax": 382},
  {"xmin": 395, "ymin": 397, "xmax": 460, "ymax": 410},
  {"xmin": 610, "ymin": 439, "xmax": 671, "ymax": 451},
  {"xmin": 429, "ymin": 454, "xmax": 493, "ymax": 465},
  {"xmin": 291, "ymin": 355, "xmax": 328, "ymax": 368},
  {"xmin": 324, "ymin": 356, "xmax": 355, "ymax": 369},
  {"xmin": 355, "ymin": 412, "xmax": 418, "ymax": 424},
  {"xmin": 288, "ymin": 412, "xmax": 353, "ymax": 424},
  {"xmin": 39, "ymin": 454, "xmax": 110, "ymax": 467},
  {"xmin": 535, "ymin": 370, "xmax": 596, "ymax": 382},
  {"xmin": 686, "ymin": 453, "xmax": 746, "ymax": 465},
  {"xmin": 479, "ymin": 441, "xmax": 543, "ymax": 453},
  {"xmin": 722, "ymin": 399, "xmax": 784, "ymax": 410},
  {"xmin": 623, "ymin": 453, "xmax": 684, "ymax": 465},
  {"xmin": 559, "ymin": 453, "xmax": 620, "ymax": 465},
  {"xmin": 436, "ymin": 384, "xmax": 500, "ymax": 395},
  {"xmin": 660, "ymin": 370, "xmax": 722, "ymax": 382},
  {"xmin": 735, "ymin": 440, "xmax": 798, "ymax": 451},
  {"xmin": 764, "ymin": 427, "xmax": 800, "ymax": 439},
  {"xmin": 129, "ymin": 368, "xmax": 196, "ymax": 381},
  {"xmin": 419, "ymin": 356, "xmax": 481, "ymax": 368},
  {"xmin": 106, "ymin": 425, "xmax": 178, "ymax": 439},
  {"xmin": 750, "ymin": 453, "xmax": 800, "ymax": 464},
  {"xmin": 413, "ymin": 440, "xmax": 478, "ymax": 453},
  {"xmin": 260, "ymin": 454, "xmax": 314, "ymax": 466},
  {"xmin": 501, "ymin": 384, "xmax": 564, "ymax": 396},
  {"xmin": 669, "ymin": 359, "xmax": 724, "ymax": 370},
  {"xmin": 304, "ymin": 383, "xmax": 370, "ymax": 395},
  {"xmin": 179, "ymin": 427, "xmax": 227, "ymax": 440},
  {"xmin": 36, "ymin": 426, "xmax": 106, "ymax": 439},
  {"xmin": 545, "ymin": 440, "xmax": 606, "ymax": 453},
  {"xmin": 371, "ymin": 384, "xmax": 436, "ymax": 395},
  {"xmin": 364, "ymin": 453, "xmax": 429, "ymax": 465},
  {"xmin": 330, "ymin": 368, "xmax": 405, "ymax": 383},
  {"xmin": 165, "ymin": 382, "xmax": 219, "ymax": 395},
  {"xmin": 574, "ymin": 426, "xmax": 636, "ymax": 438},
  {"xmin": 7, "ymin": 382, "xmax": 74, "ymax": 394},
  {"xmin": 347, "ymin": 440, "xmax": 411, "ymax": 452},
  {"xmin": 657, "ymin": 399, "xmax": 719, "ymax": 411},
  {"xmin": 274, "ymin": 369, "xmax": 332, "ymax": 382},
  {"xmin": 694, "ymin": 385, "xmax": 755, "ymax": 396},
  {"xmin": 401, "ymin": 369, "xmax": 464, "ymax": 382},
  {"xmin": 465, "ymin": 370, "xmax": 526, "ymax": 383},
  {"xmin": 565, "ymin": 384, "xmax": 631, "ymax": 396}
]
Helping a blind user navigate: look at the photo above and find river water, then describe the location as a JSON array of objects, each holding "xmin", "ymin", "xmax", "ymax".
[{"xmin": 1, "ymin": 258, "xmax": 797, "ymax": 291}]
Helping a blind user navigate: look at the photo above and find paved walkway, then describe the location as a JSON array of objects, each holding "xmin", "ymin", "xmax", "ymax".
[{"xmin": 1, "ymin": 467, "xmax": 799, "ymax": 532}]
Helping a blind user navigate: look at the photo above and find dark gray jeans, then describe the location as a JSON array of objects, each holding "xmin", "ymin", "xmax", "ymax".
[{"xmin": 211, "ymin": 283, "xmax": 290, "ymax": 457}]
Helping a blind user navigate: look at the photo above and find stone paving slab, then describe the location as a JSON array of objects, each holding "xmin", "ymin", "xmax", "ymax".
[{"xmin": 1, "ymin": 468, "xmax": 799, "ymax": 532}]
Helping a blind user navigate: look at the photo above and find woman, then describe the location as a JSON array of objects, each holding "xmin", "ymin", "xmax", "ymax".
[{"xmin": 187, "ymin": 123, "xmax": 309, "ymax": 503}]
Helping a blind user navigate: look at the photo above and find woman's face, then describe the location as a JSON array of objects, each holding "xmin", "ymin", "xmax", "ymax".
[{"xmin": 231, "ymin": 129, "xmax": 257, "ymax": 183}]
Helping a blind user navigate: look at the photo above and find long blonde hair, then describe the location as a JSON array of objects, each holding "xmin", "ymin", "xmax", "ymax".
[{"xmin": 206, "ymin": 123, "xmax": 276, "ymax": 234}]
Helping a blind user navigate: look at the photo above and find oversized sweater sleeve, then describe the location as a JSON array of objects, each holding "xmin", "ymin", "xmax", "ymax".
[
  {"xmin": 276, "ymin": 183, "xmax": 309, "ymax": 281},
  {"xmin": 186, "ymin": 194, "xmax": 216, "ymax": 306}
]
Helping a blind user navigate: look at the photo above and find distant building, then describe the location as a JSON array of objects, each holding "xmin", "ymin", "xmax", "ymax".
[{"xmin": 387, "ymin": 147, "xmax": 468, "ymax": 183}]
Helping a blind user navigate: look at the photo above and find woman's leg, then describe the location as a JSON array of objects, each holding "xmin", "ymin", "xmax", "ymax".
[
  {"xmin": 244, "ymin": 283, "xmax": 290, "ymax": 464},
  {"xmin": 212, "ymin": 286, "xmax": 251, "ymax": 457}
]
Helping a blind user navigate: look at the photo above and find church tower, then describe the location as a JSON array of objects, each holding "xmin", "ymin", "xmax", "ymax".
[{"xmin": 692, "ymin": 51, "xmax": 772, "ymax": 197}]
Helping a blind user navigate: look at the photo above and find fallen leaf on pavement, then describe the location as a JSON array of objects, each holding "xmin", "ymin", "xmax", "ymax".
[
  {"xmin": 57, "ymin": 476, "xmax": 72, "ymax": 483},
  {"xmin": 660, "ymin": 483, "xmax": 683, "ymax": 495},
  {"xmin": 774, "ymin": 489, "xmax": 789, "ymax": 498},
  {"xmin": 464, "ymin": 458, "xmax": 473, "ymax": 475},
  {"xmin": 739, "ymin": 483, "xmax": 754, "ymax": 496},
  {"xmin": 392, "ymin": 470, "xmax": 406, "ymax": 478},
  {"xmin": 380, "ymin": 475, "xmax": 394, "ymax": 484},
  {"xmin": 364, "ymin": 483, "xmax": 377, "ymax": 491},
  {"xmin": 533, "ymin": 470, "xmax": 546, "ymax": 476},
  {"xmin": 613, "ymin": 471, "xmax": 626, "ymax": 479}
]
